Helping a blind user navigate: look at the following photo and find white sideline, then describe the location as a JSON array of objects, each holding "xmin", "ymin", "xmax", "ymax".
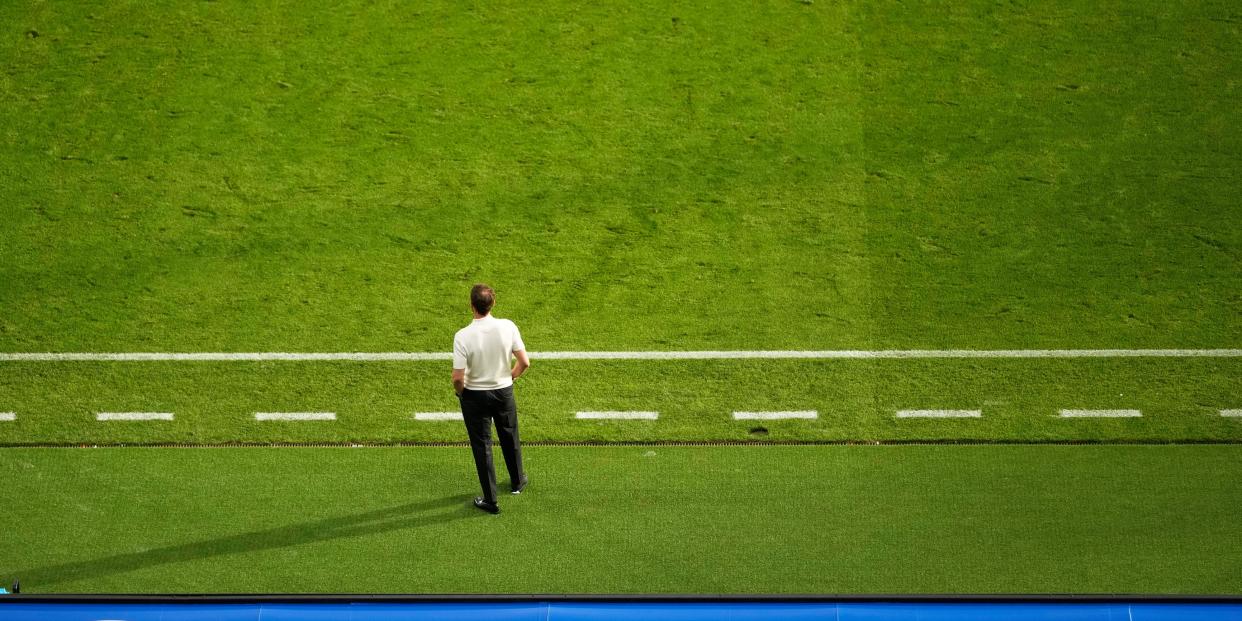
[
  {"xmin": 1059, "ymin": 409, "xmax": 1142, "ymax": 418},
  {"xmin": 97, "ymin": 412, "xmax": 174, "ymax": 421},
  {"xmin": 0, "ymin": 412, "xmax": 15, "ymax": 422},
  {"xmin": 1219, "ymin": 410, "xmax": 1241, "ymax": 417},
  {"xmin": 733, "ymin": 411, "xmax": 818, "ymax": 420},
  {"xmin": 255, "ymin": 412, "xmax": 336, "ymax": 421},
  {"xmin": 413, "ymin": 412, "xmax": 463, "ymax": 421},
  {"xmin": 1, "ymin": 349, "xmax": 1240, "ymax": 362},
  {"xmin": 897, "ymin": 410, "xmax": 982, "ymax": 418},
  {"xmin": 576, "ymin": 411, "xmax": 659, "ymax": 420}
]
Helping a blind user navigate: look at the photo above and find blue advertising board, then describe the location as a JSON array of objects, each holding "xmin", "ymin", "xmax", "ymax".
[{"xmin": 1, "ymin": 599, "xmax": 1241, "ymax": 621}]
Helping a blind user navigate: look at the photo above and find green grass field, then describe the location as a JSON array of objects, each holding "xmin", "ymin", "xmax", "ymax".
[
  {"xmin": 1, "ymin": 358, "xmax": 1240, "ymax": 445},
  {"xmin": 2, "ymin": 0, "xmax": 1238, "ymax": 353},
  {"xmin": 0, "ymin": 0, "xmax": 1239, "ymax": 595},
  {"xmin": 4, "ymin": 446, "xmax": 1241, "ymax": 594}
]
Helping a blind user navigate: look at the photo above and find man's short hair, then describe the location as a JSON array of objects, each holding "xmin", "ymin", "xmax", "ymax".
[{"xmin": 470, "ymin": 284, "xmax": 495, "ymax": 315}]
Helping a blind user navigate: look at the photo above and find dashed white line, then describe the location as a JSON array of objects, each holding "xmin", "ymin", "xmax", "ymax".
[
  {"xmin": 413, "ymin": 412, "xmax": 463, "ymax": 421},
  {"xmin": 2, "ymin": 349, "xmax": 1240, "ymax": 362},
  {"xmin": 7, "ymin": 407, "xmax": 1236, "ymax": 423},
  {"xmin": 255, "ymin": 412, "xmax": 336, "ymax": 421},
  {"xmin": 733, "ymin": 411, "xmax": 818, "ymax": 420},
  {"xmin": 897, "ymin": 409, "xmax": 982, "ymax": 418},
  {"xmin": 97, "ymin": 412, "xmax": 175, "ymax": 421},
  {"xmin": 576, "ymin": 411, "xmax": 659, "ymax": 420},
  {"xmin": 1059, "ymin": 409, "xmax": 1142, "ymax": 418}
]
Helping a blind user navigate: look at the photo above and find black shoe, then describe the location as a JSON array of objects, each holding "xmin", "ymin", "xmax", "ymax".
[
  {"xmin": 510, "ymin": 477, "xmax": 529, "ymax": 495},
  {"xmin": 472, "ymin": 497, "xmax": 500, "ymax": 514}
]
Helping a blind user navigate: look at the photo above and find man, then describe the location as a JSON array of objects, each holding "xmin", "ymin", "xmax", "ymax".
[{"xmin": 452, "ymin": 284, "xmax": 530, "ymax": 514}]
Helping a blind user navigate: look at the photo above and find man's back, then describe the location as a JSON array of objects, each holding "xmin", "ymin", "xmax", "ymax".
[
  {"xmin": 453, "ymin": 315, "xmax": 524, "ymax": 391},
  {"xmin": 451, "ymin": 284, "xmax": 530, "ymax": 513}
]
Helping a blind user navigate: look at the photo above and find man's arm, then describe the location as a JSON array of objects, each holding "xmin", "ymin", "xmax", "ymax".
[
  {"xmin": 511, "ymin": 349, "xmax": 530, "ymax": 381},
  {"xmin": 452, "ymin": 368, "xmax": 466, "ymax": 396},
  {"xmin": 451, "ymin": 332, "xmax": 468, "ymax": 396}
]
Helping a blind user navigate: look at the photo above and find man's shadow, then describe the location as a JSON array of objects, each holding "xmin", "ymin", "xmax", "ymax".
[{"xmin": 13, "ymin": 494, "xmax": 471, "ymax": 588}]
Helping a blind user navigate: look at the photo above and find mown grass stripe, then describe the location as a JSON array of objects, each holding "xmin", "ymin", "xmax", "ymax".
[
  {"xmin": 575, "ymin": 411, "xmax": 659, "ymax": 420},
  {"xmin": 2, "ymin": 349, "xmax": 1241, "ymax": 362},
  {"xmin": 254, "ymin": 412, "xmax": 336, "ymax": 421},
  {"xmin": 96, "ymin": 412, "xmax": 174, "ymax": 421},
  {"xmin": 6, "ymin": 438, "xmax": 1242, "ymax": 448},
  {"xmin": 413, "ymin": 412, "xmax": 462, "ymax": 421},
  {"xmin": 6, "ymin": 445, "xmax": 1240, "ymax": 593},
  {"xmin": 733, "ymin": 411, "xmax": 818, "ymax": 420},
  {"xmin": 1059, "ymin": 409, "xmax": 1142, "ymax": 418},
  {"xmin": 2, "ymin": 358, "xmax": 1236, "ymax": 444},
  {"xmin": 896, "ymin": 409, "xmax": 982, "ymax": 418}
]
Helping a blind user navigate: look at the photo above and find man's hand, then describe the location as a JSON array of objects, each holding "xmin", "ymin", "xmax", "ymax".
[
  {"xmin": 451, "ymin": 368, "xmax": 466, "ymax": 396},
  {"xmin": 511, "ymin": 350, "xmax": 530, "ymax": 381}
]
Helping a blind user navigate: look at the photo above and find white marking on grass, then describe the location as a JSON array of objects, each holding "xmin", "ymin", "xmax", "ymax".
[
  {"xmin": 575, "ymin": 411, "xmax": 659, "ymax": 420},
  {"xmin": 255, "ymin": 412, "xmax": 336, "ymax": 421},
  {"xmin": 1058, "ymin": 409, "xmax": 1141, "ymax": 418},
  {"xmin": 1219, "ymin": 410, "xmax": 1242, "ymax": 417},
  {"xmin": 733, "ymin": 410, "xmax": 818, "ymax": 420},
  {"xmin": 0, "ymin": 412, "xmax": 15, "ymax": 422},
  {"xmin": 413, "ymin": 412, "xmax": 463, "ymax": 421},
  {"xmin": 96, "ymin": 412, "xmax": 174, "ymax": 421},
  {"xmin": 0, "ymin": 352, "xmax": 452, "ymax": 361},
  {"xmin": 1, "ymin": 349, "xmax": 1240, "ymax": 361},
  {"xmin": 896, "ymin": 409, "xmax": 982, "ymax": 418}
]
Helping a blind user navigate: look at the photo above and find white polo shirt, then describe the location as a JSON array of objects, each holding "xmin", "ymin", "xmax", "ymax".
[{"xmin": 452, "ymin": 315, "xmax": 525, "ymax": 390}]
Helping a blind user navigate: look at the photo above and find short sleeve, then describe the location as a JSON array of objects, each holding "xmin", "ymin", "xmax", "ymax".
[
  {"xmin": 511, "ymin": 322, "xmax": 526, "ymax": 353},
  {"xmin": 452, "ymin": 333, "xmax": 468, "ymax": 370}
]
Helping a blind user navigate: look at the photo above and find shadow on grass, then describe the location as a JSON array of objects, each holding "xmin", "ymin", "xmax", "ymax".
[{"xmin": 16, "ymin": 495, "xmax": 473, "ymax": 588}]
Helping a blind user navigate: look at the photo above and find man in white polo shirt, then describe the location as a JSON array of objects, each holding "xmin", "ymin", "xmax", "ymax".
[{"xmin": 452, "ymin": 284, "xmax": 530, "ymax": 514}]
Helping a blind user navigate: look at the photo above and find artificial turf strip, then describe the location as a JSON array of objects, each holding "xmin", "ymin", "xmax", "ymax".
[
  {"xmin": 1, "ymin": 445, "xmax": 1239, "ymax": 594},
  {"xmin": 1, "ymin": 1, "xmax": 1238, "ymax": 355},
  {"xmin": 1, "ymin": 358, "xmax": 1239, "ymax": 445}
]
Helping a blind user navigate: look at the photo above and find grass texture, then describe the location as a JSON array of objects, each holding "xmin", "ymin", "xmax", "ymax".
[
  {"xmin": 1, "ymin": 0, "xmax": 1238, "ymax": 598},
  {"xmin": 1, "ymin": 358, "xmax": 1240, "ymax": 444},
  {"xmin": 2, "ymin": 445, "xmax": 1240, "ymax": 594},
  {"xmin": 1, "ymin": 1, "xmax": 1237, "ymax": 446},
  {"xmin": 0, "ymin": 0, "xmax": 1238, "ymax": 355}
]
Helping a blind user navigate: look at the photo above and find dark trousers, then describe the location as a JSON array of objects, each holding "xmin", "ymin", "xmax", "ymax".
[{"xmin": 459, "ymin": 385, "xmax": 524, "ymax": 503}]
